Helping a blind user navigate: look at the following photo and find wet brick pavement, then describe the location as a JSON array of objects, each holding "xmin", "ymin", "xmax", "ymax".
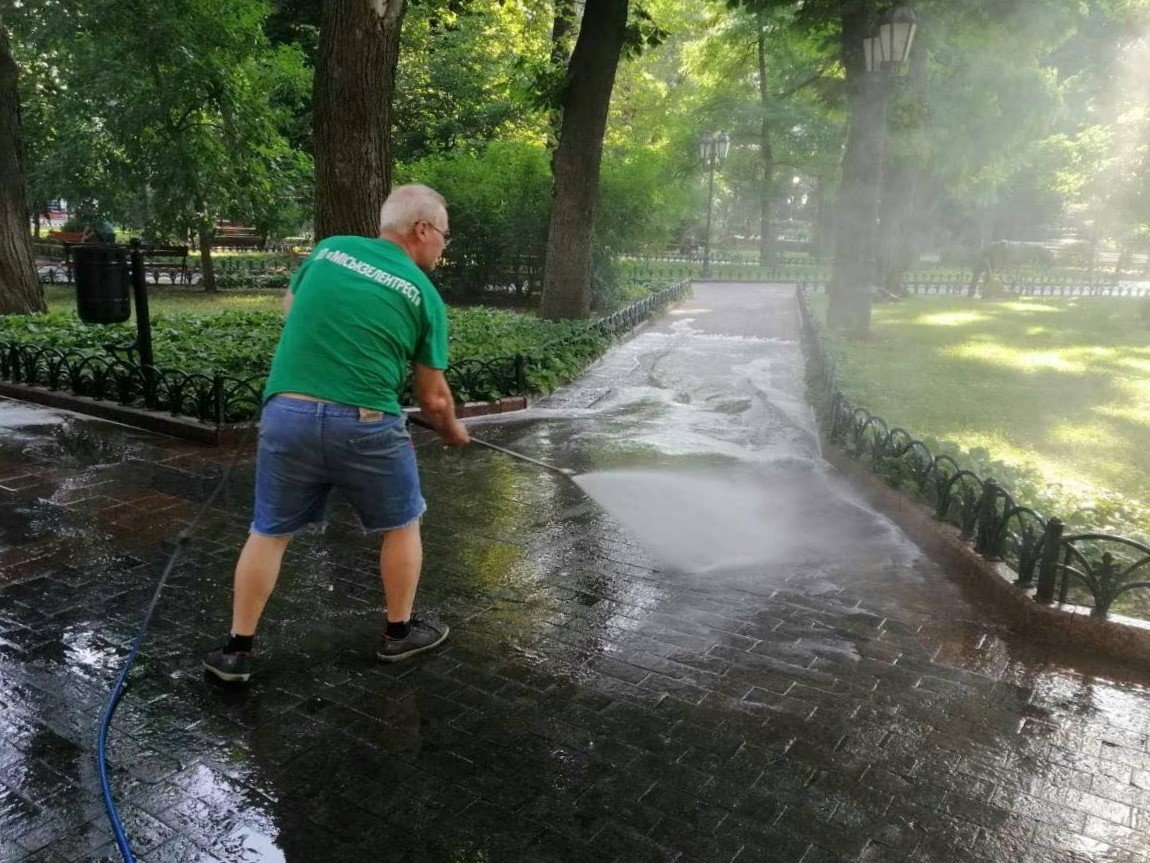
[{"xmin": 2, "ymin": 283, "xmax": 1150, "ymax": 862}]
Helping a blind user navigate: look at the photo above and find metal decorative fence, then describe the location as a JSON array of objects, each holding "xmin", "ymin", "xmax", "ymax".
[
  {"xmin": 620, "ymin": 257, "xmax": 832, "ymax": 283},
  {"xmin": 796, "ymin": 284, "xmax": 1150, "ymax": 620},
  {"xmin": 2, "ymin": 279, "xmax": 691, "ymax": 428},
  {"xmin": 0, "ymin": 342, "xmax": 263, "ymax": 424},
  {"xmin": 799, "ymin": 274, "xmax": 1146, "ymax": 298}
]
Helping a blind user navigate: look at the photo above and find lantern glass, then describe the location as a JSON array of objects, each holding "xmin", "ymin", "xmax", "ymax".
[
  {"xmin": 891, "ymin": 19, "xmax": 917, "ymax": 63},
  {"xmin": 864, "ymin": 36, "xmax": 879, "ymax": 72},
  {"xmin": 717, "ymin": 132, "xmax": 730, "ymax": 160},
  {"xmin": 878, "ymin": 6, "xmax": 917, "ymax": 66},
  {"xmin": 698, "ymin": 136, "xmax": 710, "ymax": 161}
]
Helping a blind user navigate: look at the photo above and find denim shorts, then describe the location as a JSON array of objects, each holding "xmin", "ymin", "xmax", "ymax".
[{"xmin": 251, "ymin": 396, "xmax": 426, "ymax": 536}]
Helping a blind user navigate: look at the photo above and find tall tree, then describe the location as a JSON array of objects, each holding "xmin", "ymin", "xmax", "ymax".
[
  {"xmin": 10, "ymin": 0, "xmax": 311, "ymax": 291},
  {"xmin": 391, "ymin": 0, "xmax": 552, "ymax": 161},
  {"xmin": 539, "ymin": 0, "xmax": 631, "ymax": 320},
  {"xmin": 826, "ymin": 0, "xmax": 881, "ymax": 336},
  {"xmin": 876, "ymin": 14, "xmax": 929, "ymax": 296},
  {"xmin": 547, "ymin": 0, "xmax": 577, "ymax": 160},
  {"xmin": 313, "ymin": 0, "xmax": 407, "ymax": 239},
  {"xmin": 0, "ymin": 23, "xmax": 43, "ymax": 314}
]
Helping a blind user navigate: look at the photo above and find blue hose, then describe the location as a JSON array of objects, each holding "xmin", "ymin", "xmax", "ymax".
[
  {"xmin": 97, "ymin": 429, "xmax": 252, "ymax": 862},
  {"xmin": 97, "ymin": 663, "xmax": 136, "ymax": 859}
]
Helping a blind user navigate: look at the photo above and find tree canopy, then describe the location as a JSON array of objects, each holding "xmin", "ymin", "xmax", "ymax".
[{"xmin": 2, "ymin": 0, "xmax": 1149, "ymax": 315}]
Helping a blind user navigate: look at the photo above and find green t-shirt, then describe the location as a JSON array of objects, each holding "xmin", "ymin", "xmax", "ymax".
[{"xmin": 263, "ymin": 236, "xmax": 450, "ymax": 416}]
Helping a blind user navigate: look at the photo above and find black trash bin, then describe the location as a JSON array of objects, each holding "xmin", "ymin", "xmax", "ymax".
[{"xmin": 74, "ymin": 244, "xmax": 131, "ymax": 324}]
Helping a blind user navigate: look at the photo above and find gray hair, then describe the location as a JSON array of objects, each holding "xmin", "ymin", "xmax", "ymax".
[{"xmin": 379, "ymin": 184, "xmax": 447, "ymax": 233}]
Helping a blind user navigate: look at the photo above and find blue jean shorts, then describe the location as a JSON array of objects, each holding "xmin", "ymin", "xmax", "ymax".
[{"xmin": 251, "ymin": 396, "xmax": 426, "ymax": 536}]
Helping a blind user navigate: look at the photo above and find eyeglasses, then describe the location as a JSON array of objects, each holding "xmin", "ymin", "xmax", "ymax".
[{"xmin": 421, "ymin": 221, "xmax": 451, "ymax": 247}]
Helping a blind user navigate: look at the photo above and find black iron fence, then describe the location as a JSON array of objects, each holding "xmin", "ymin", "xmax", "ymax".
[
  {"xmin": 0, "ymin": 342, "xmax": 263, "ymax": 424},
  {"xmin": 38, "ymin": 241, "xmax": 1149, "ymax": 299},
  {"xmin": 2, "ymin": 279, "xmax": 691, "ymax": 427},
  {"xmin": 799, "ymin": 274, "xmax": 1146, "ymax": 298},
  {"xmin": 796, "ymin": 284, "xmax": 1150, "ymax": 620}
]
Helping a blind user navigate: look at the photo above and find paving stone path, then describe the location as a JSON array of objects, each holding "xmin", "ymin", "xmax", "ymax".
[{"xmin": 2, "ymin": 283, "xmax": 1150, "ymax": 862}]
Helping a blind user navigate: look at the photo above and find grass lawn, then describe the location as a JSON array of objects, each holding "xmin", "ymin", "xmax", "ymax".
[
  {"xmin": 812, "ymin": 293, "xmax": 1150, "ymax": 540},
  {"xmin": 43, "ymin": 284, "xmax": 284, "ymax": 316}
]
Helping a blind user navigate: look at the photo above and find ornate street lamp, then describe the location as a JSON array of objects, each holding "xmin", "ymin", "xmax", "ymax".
[
  {"xmin": 864, "ymin": 5, "xmax": 917, "ymax": 298},
  {"xmin": 698, "ymin": 131, "xmax": 730, "ymax": 277},
  {"xmin": 864, "ymin": 5, "xmax": 917, "ymax": 74}
]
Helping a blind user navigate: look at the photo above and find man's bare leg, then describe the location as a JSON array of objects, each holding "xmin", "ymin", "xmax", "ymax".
[
  {"xmin": 380, "ymin": 520, "xmax": 423, "ymax": 623},
  {"xmin": 377, "ymin": 520, "xmax": 448, "ymax": 661},
  {"xmin": 231, "ymin": 533, "xmax": 292, "ymax": 636}
]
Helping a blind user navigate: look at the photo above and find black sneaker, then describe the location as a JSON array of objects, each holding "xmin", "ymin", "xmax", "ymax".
[
  {"xmin": 377, "ymin": 617, "xmax": 449, "ymax": 663},
  {"xmin": 204, "ymin": 647, "xmax": 253, "ymax": 682}
]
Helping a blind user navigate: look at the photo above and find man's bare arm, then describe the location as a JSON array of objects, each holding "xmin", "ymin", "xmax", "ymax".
[
  {"xmin": 413, "ymin": 363, "xmax": 469, "ymax": 446},
  {"xmin": 282, "ymin": 289, "xmax": 294, "ymax": 316}
]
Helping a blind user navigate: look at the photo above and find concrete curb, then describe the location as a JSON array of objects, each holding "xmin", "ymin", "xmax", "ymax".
[{"xmin": 821, "ymin": 437, "xmax": 1150, "ymax": 665}]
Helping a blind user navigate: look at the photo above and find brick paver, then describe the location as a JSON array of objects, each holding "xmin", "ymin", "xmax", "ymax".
[{"xmin": 2, "ymin": 283, "xmax": 1150, "ymax": 861}]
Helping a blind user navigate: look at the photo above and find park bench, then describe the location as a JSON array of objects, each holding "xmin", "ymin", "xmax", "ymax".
[
  {"xmin": 47, "ymin": 230, "xmax": 86, "ymax": 244},
  {"xmin": 32, "ymin": 238, "xmax": 190, "ymax": 285},
  {"xmin": 213, "ymin": 223, "xmax": 266, "ymax": 251},
  {"xmin": 33, "ymin": 239, "xmax": 71, "ymax": 283},
  {"xmin": 33, "ymin": 232, "xmax": 85, "ymax": 282},
  {"xmin": 141, "ymin": 245, "xmax": 191, "ymax": 285}
]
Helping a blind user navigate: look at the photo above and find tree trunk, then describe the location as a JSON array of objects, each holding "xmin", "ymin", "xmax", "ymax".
[
  {"xmin": 878, "ymin": 157, "xmax": 919, "ymax": 296},
  {"xmin": 1116, "ymin": 244, "xmax": 1131, "ymax": 275},
  {"xmin": 756, "ymin": 11, "xmax": 775, "ymax": 267},
  {"xmin": 198, "ymin": 222, "xmax": 217, "ymax": 293},
  {"xmin": 0, "ymin": 26, "xmax": 44, "ymax": 315},
  {"xmin": 828, "ymin": 0, "xmax": 884, "ymax": 338},
  {"xmin": 812, "ymin": 176, "xmax": 830, "ymax": 259},
  {"xmin": 876, "ymin": 20, "xmax": 927, "ymax": 298},
  {"xmin": 547, "ymin": 0, "xmax": 577, "ymax": 167},
  {"xmin": 313, "ymin": 0, "xmax": 407, "ymax": 241},
  {"xmin": 539, "ymin": 0, "xmax": 630, "ymax": 320}
]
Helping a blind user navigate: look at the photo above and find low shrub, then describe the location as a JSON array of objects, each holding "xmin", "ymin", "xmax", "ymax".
[
  {"xmin": 0, "ymin": 306, "xmax": 614, "ymax": 398},
  {"xmin": 213, "ymin": 273, "xmax": 291, "ymax": 291}
]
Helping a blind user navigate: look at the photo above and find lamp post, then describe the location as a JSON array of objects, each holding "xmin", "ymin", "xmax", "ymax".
[
  {"xmin": 698, "ymin": 131, "xmax": 730, "ymax": 278},
  {"xmin": 866, "ymin": 5, "xmax": 917, "ymax": 294},
  {"xmin": 829, "ymin": 4, "xmax": 916, "ymax": 335}
]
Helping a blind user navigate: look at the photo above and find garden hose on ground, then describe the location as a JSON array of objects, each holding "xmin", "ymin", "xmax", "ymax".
[
  {"xmin": 99, "ymin": 411, "xmax": 568, "ymax": 861},
  {"xmin": 97, "ymin": 423, "xmax": 256, "ymax": 863}
]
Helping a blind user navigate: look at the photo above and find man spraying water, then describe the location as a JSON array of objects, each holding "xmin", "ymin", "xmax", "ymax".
[{"xmin": 204, "ymin": 184, "xmax": 470, "ymax": 683}]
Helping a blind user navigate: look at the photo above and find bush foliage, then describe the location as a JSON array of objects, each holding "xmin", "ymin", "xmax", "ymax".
[
  {"xmin": 398, "ymin": 140, "xmax": 690, "ymax": 310},
  {"xmin": 0, "ymin": 306, "xmax": 611, "ymax": 397}
]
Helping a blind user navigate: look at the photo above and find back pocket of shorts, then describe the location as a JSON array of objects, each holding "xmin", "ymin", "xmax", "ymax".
[{"xmin": 346, "ymin": 420, "xmax": 407, "ymax": 454}]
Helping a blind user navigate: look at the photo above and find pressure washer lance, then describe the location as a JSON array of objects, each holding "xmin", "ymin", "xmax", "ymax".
[{"xmin": 408, "ymin": 413, "xmax": 575, "ymax": 478}]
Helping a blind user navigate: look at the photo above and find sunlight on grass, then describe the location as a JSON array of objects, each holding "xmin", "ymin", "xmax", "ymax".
[
  {"xmin": 1119, "ymin": 357, "xmax": 1150, "ymax": 374},
  {"xmin": 823, "ymin": 294, "xmax": 1150, "ymax": 539},
  {"xmin": 946, "ymin": 341, "xmax": 1087, "ymax": 373},
  {"xmin": 998, "ymin": 301, "xmax": 1062, "ymax": 314},
  {"xmin": 1098, "ymin": 378, "xmax": 1150, "ymax": 425},
  {"xmin": 917, "ymin": 311, "xmax": 988, "ymax": 327},
  {"xmin": 1049, "ymin": 421, "xmax": 1115, "ymax": 447},
  {"xmin": 947, "ymin": 430, "xmax": 1100, "ymax": 499}
]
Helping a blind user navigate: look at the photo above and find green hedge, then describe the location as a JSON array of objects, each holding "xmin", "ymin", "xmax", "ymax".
[{"xmin": 0, "ymin": 306, "xmax": 611, "ymax": 397}]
